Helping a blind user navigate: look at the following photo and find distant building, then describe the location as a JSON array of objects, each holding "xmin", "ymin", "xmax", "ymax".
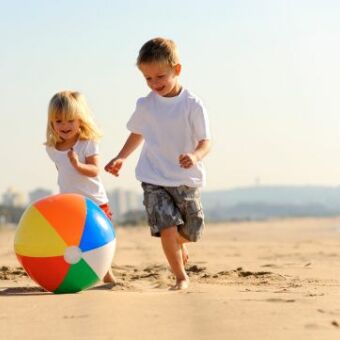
[
  {"xmin": 29, "ymin": 188, "xmax": 53, "ymax": 204},
  {"xmin": 107, "ymin": 188, "xmax": 142, "ymax": 221},
  {"xmin": 125, "ymin": 190, "xmax": 141, "ymax": 211},
  {"xmin": 0, "ymin": 215, "xmax": 6, "ymax": 225},
  {"xmin": 2, "ymin": 187, "xmax": 26, "ymax": 207}
]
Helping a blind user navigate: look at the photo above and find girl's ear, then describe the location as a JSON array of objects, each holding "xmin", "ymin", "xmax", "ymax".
[{"xmin": 174, "ymin": 64, "xmax": 182, "ymax": 75}]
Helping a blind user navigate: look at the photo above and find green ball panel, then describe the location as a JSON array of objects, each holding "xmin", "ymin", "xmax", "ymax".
[{"xmin": 54, "ymin": 259, "xmax": 100, "ymax": 294}]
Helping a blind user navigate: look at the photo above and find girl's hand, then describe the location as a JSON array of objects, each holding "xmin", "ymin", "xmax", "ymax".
[
  {"xmin": 68, "ymin": 148, "xmax": 79, "ymax": 169},
  {"xmin": 105, "ymin": 157, "xmax": 124, "ymax": 176},
  {"xmin": 179, "ymin": 153, "xmax": 198, "ymax": 169}
]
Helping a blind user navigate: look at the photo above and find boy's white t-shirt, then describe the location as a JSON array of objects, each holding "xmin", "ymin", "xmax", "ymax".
[
  {"xmin": 127, "ymin": 88, "xmax": 211, "ymax": 187},
  {"xmin": 46, "ymin": 139, "xmax": 108, "ymax": 205}
]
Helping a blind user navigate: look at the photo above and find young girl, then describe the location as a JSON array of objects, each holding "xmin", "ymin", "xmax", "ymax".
[{"xmin": 45, "ymin": 90, "xmax": 115, "ymax": 283}]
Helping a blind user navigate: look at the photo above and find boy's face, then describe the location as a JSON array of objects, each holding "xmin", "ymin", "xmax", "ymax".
[{"xmin": 139, "ymin": 62, "xmax": 182, "ymax": 97}]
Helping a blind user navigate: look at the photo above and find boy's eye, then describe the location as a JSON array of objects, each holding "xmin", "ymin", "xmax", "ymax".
[
  {"xmin": 146, "ymin": 77, "xmax": 152, "ymax": 81},
  {"xmin": 157, "ymin": 75, "xmax": 164, "ymax": 79},
  {"xmin": 68, "ymin": 119, "xmax": 74, "ymax": 123}
]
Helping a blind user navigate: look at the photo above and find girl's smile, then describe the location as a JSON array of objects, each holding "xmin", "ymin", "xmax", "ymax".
[{"xmin": 52, "ymin": 116, "xmax": 81, "ymax": 148}]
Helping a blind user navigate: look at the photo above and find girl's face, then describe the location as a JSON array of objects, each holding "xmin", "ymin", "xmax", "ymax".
[
  {"xmin": 139, "ymin": 62, "xmax": 182, "ymax": 97},
  {"xmin": 52, "ymin": 114, "xmax": 81, "ymax": 142}
]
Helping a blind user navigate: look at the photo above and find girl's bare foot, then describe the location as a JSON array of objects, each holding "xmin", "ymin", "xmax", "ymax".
[{"xmin": 103, "ymin": 269, "xmax": 116, "ymax": 283}]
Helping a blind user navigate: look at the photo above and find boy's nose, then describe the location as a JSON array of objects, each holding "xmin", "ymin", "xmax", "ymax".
[{"xmin": 150, "ymin": 78, "xmax": 160, "ymax": 86}]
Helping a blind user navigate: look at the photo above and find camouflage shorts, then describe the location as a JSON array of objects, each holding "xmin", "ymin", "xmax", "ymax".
[{"xmin": 141, "ymin": 182, "xmax": 205, "ymax": 242}]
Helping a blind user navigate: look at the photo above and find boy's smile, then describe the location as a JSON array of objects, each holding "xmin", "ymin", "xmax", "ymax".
[{"xmin": 139, "ymin": 62, "xmax": 182, "ymax": 97}]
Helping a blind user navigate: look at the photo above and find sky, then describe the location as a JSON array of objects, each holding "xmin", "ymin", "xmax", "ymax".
[{"xmin": 1, "ymin": 0, "xmax": 340, "ymax": 199}]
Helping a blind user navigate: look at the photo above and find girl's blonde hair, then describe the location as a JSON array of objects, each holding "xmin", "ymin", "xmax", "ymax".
[{"xmin": 45, "ymin": 91, "xmax": 102, "ymax": 147}]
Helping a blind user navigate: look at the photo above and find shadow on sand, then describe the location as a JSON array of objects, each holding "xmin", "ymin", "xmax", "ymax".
[{"xmin": 0, "ymin": 286, "xmax": 48, "ymax": 296}]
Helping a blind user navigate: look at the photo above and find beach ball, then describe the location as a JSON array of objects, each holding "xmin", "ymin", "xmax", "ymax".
[{"xmin": 14, "ymin": 193, "xmax": 116, "ymax": 294}]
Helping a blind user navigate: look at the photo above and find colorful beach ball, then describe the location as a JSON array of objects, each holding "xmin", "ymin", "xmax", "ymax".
[{"xmin": 14, "ymin": 193, "xmax": 116, "ymax": 294}]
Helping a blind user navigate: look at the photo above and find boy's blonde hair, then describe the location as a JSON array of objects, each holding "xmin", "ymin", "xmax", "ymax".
[
  {"xmin": 45, "ymin": 91, "xmax": 102, "ymax": 147},
  {"xmin": 137, "ymin": 37, "xmax": 180, "ymax": 67}
]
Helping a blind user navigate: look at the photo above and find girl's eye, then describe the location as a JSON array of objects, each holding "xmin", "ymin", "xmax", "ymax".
[
  {"xmin": 55, "ymin": 120, "xmax": 62, "ymax": 124},
  {"xmin": 68, "ymin": 120, "xmax": 74, "ymax": 123},
  {"xmin": 157, "ymin": 75, "xmax": 164, "ymax": 79}
]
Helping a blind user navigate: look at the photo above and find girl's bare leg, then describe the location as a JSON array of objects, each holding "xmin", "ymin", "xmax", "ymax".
[{"xmin": 103, "ymin": 268, "xmax": 116, "ymax": 283}]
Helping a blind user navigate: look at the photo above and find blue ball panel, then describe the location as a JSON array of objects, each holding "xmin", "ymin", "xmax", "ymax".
[{"xmin": 79, "ymin": 199, "xmax": 115, "ymax": 252}]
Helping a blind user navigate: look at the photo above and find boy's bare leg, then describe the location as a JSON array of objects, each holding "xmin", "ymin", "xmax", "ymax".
[
  {"xmin": 181, "ymin": 244, "xmax": 189, "ymax": 265},
  {"xmin": 177, "ymin": 233, "xmax": 190, "ymax": 265},
  {"xmin": 160, "ymin": 226, "xmax": 189, "ymax": 290}
]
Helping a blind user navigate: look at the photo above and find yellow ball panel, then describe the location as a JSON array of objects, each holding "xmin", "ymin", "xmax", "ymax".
[{"xmin": 14, "ymin": 205, "xmax": 67, "ymax": 257}]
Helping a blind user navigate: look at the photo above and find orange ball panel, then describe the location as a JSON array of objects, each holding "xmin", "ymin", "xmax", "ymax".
[{"xmin": 34, "ymin": 194, "xmax": 86, "ymax": 246}]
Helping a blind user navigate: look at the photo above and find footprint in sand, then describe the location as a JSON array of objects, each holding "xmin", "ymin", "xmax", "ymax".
[{"xmin": 266, "ymin": 298, "xmax": 295, "ymax": 303}]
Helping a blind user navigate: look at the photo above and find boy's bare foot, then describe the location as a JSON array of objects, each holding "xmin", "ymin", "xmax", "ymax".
[
  {"xmin": 170, "ymin": 275, "xmax": 190, "ymax": 290},
  {"xmin": 181, "ymin": 244, "xmax": 189, "ymax": 266},
  {"xmin": 103, "ymin": 269, "xmax": 116, "ymax": 283}
]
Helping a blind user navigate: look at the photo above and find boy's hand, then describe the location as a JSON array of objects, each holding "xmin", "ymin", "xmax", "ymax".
[
  {"xmin": 105, "ymin": 157, "xmax": 124, "ymax": 176},
  {"xmin": 179, "ymin": 153, "xmax": 198, "ymax": 169},
  {"xmin": 68, "ymin": 148, "xmax": 80, "ymax": 169}
]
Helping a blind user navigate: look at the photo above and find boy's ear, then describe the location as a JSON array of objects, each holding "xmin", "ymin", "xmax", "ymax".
[{"xmin": 174, "ymin": 64, "xmax": 182, "ymax": 75}]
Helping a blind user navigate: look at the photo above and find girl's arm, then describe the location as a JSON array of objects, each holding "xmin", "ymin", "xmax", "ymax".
[
  {"xmin": 179, "ymin": 139, "xmax": 212, "ymax": 169},
  {"xmin": 68, "ymin": 149, "xmax": 100, "ymax": 177},
  {"xmin": 105, "ymin": 132, "xmax": 144, "ymax": 176}
]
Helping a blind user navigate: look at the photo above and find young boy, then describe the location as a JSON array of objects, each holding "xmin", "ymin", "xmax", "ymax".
[{"xmin": 105, "ymin": 37, "xmax": 211, "ymax": 290}]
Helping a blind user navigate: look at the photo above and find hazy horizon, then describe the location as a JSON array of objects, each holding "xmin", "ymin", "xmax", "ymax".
[{"xmin": 1, "ymin": 0, "xmax": 340, "ymax": 197}]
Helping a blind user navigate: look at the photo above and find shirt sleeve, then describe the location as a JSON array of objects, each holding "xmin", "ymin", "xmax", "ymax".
[
  {"xmin": 45, "ymin": 146, "xmax": 56, "ymax": 161},
  {"xmin": 126, "ymin": 98, "xmax": 144, "ymax": 134},
  {"xmin": 190, "ymin": 102, "xmax": 211, "ymax": 141},
  {"xmin": 85, "ymin": 140, "xmax": 99, "ymax": 157}
]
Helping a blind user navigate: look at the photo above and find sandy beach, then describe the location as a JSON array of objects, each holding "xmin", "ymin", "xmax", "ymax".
[{"xmin": 2, "ymin": 217, "xmax": 340, "ymax": 339}]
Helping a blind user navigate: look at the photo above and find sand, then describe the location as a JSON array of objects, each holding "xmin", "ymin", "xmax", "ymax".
[{"xmin": 2, "ymin": 217, "xmax": 340, "ymax": 339}]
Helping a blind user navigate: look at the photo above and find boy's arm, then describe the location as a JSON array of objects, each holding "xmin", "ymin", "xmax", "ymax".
[
  {"xmin": 179, "ymin": 139, "xmax": 212, "ymax": 169},
  {"xmin": 105, "ymin": 132, "xmax": 144, "ymax": 176}
]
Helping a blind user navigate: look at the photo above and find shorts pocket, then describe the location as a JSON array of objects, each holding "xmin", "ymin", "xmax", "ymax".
[
  {"xmin": 143, "ymin": 196, "xmax": 155, "ymax": 225},
  {"xmin": 185, "ymin": 197, "xmax": 202, "ymax": 216},
  {"xmin": 182, "ymin": 198, "xmax": 204, "ymax": 241}
]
